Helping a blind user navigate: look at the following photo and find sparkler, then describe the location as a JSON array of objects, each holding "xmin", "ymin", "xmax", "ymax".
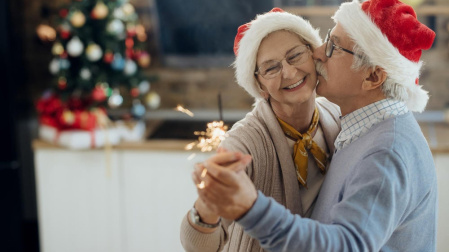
[
  {"xmin": 176, "ymin": 97, "xmax": 230, "ymax": 190},
  {"xmin": 175, "ymin": 105, "xmax": 194, "ymax": 117},
  {"xmin": 175, "ymin": 104, "xmax": 229, "ymax": 153},
  {"xmin": 187, "ymin": 120, "xmax": 229, "ymax": 152}
]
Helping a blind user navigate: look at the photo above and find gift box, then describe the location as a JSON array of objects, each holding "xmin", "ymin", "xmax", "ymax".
[
  {"xmin": 115, "ymin": 120, "xmax": 146, "ymax": 142},
  {"xmin": 39, "ymin": 124, "xmax": 121, "ymax": 150}
]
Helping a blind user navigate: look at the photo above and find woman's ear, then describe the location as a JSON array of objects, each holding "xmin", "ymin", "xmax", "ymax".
[
  {"xmin": 256, "ymin": 78, "xmax": 270, "ymax": 99},
  {"xmin": 362, "ymin": 66, "xmax": 387, "ymax": 91}
]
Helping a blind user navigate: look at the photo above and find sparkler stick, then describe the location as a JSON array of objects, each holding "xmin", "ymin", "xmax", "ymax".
[{"xmin": 218, "ymin": 92, "xmax": 223, "ymax": 122}]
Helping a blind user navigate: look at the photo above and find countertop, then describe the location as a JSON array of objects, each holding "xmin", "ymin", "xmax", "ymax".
[{"xmin": 33, "ymin": 121, "xmax": 449, "ymax": 153}]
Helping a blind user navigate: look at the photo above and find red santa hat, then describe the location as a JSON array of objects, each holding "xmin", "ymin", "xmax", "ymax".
[
  {"xmin": 233, "ymin": 8, "xmax": 322, "ymax": 100},
  {"xmin": 333, "ymin": 0, "xmax": 435, "ymax": 112}
]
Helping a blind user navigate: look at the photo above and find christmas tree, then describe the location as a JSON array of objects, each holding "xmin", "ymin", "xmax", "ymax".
[{"xmin": 37, "ymin": 0, "xmax": 158, "ymax": 133}]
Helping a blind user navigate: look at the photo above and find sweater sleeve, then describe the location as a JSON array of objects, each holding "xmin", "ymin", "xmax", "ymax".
[
  {"xmin": 236, "ymin": 149, "xmax": 412, "ymax": 252},
  {"xmin": 180, "ymin": 213, "xmax": 228, "ymax": 252},
  {"xmin": 180, "ymin": 122, "xmax": 258, "ymax": 252}
]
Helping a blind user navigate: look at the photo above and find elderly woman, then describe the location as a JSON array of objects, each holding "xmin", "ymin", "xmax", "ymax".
[{"xmin": 180, "ymin": 8, "xmax": 340, "ymax": 252}]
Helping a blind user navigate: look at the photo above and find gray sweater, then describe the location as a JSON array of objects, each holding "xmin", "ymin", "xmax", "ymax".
[
  {"xmin": 237, "ymin": 112, "xmax": 437, "ymax": 251},
  {"xmin": 180, "ymin": 97, "xmax": 341, "ymax": 252}
]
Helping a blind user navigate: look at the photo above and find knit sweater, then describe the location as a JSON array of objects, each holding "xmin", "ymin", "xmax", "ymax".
[
  {"xmin": 180, "ymin": 97, "xmax": 341, "ymax": 252},
  {"xmin": 236, "ymin": 112, "xmax": 437, "ymax": 252}
]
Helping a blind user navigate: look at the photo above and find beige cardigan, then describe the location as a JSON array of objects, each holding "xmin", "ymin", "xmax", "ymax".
[{"xmin": 180, "ymin": 97, "xmax": 341, "ymax": 252}]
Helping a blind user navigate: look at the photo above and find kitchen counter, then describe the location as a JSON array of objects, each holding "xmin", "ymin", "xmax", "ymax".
[
  {"xmin": 33, "ymin": 121, "xmax": 449, "ymax": 153},
  {"xmin": 31, "ymin": 121, "xmax": 449, "ymax": 252}
]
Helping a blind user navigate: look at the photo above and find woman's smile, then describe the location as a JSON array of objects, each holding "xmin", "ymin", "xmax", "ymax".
[{"xmin": 282, "ymin": 75, "xmax": 307, "ymax": 91}]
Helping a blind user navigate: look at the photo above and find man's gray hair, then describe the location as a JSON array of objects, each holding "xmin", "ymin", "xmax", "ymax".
[{"xmin": 351, "ymin": 44, "xmax": 408, "ymax": 103}]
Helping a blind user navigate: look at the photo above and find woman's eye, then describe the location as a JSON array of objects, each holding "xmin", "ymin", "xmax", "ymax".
[
  {"xmin": 265, "ymin": 65, "xmax": 279, "ymax": 73},
  {"xmin": 288, "ymin": 53, "xmax": 302, "ymax": 61}
]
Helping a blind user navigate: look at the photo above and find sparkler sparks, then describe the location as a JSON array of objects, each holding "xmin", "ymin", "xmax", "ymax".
[
  {"xmin": 186, "ymin": 120, "xmax": 229, "ymax": 152},
  {"xmin": 175, "ymin": 105, "xmax": 194, "ymax": 117}
]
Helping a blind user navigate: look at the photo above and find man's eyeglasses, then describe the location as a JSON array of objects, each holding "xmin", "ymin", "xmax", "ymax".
[
  {"xmin": 325, "ymin": 29, "xmax": 358, "ymax": 58},
  {"xmin": 255, "ymin": 45, "xmax": 311, "ymax": 79}
]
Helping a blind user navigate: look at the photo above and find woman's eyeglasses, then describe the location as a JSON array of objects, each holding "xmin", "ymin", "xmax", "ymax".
[{"xmin": 255, "ymin": 45, "xmax": 311, "ymax": 79}]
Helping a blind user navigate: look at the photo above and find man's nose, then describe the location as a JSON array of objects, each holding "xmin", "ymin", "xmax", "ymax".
[{"xmin": 312, "ymin": 43, "xmax": 327, "ymax": 62}]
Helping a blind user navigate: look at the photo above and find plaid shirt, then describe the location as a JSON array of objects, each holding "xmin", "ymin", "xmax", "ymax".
[{"xmin": 335, "ymin": 99, "xmax": 409, "ymax": 151}]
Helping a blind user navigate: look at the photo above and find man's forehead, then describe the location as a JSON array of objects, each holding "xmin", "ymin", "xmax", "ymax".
[{"xmin": 331, "ymin": 24, "xmax": 350, "ymax": 46}]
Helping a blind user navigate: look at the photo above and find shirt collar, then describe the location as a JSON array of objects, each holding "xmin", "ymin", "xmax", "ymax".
[{"xmin": 335, "ymin": 99, "xmax": 409, "ymax": 151}]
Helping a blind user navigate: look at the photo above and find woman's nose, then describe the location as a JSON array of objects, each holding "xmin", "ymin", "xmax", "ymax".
[{"xmin": 281, "ymin": 60, "xmax": 297, "ymax": 80}]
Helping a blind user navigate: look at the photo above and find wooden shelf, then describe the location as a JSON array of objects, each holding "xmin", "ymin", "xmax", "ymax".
[{"xmin": 284, "ymin": 5, "xmax": 449, "ymax": 16}]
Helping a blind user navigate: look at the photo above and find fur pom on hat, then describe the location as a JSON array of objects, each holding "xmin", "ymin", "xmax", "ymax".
[
  {"xmin": 333, "ymin": 0, "xmax": 435, "ymax": 112},
  {"xmin": 233, "ymin": 8, "xmax": 321, "ymax": 100}
]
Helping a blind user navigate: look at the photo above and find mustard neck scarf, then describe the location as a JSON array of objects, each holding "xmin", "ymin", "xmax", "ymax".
[{"xmin": 277, "ymin": 107, "xmax": 328, "ymax": 188}]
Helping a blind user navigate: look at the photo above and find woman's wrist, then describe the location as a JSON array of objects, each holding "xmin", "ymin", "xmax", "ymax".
[{"xmin": 194, "ymin": 200, "xmax": 220, "ymax": 224}]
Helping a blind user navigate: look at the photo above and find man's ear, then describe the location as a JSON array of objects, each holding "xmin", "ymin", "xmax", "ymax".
[{"xmin": 362, "ymin": 66, "xmax": 387, "ymax": 91}]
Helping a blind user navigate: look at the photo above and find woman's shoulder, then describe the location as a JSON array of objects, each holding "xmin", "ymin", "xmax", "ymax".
[
  {"xmin": 316, "ymin": 97, "xmax": 341, "ymax": 121},
  {"xmin": 220, "ymin": 101, "xmax": 277, "ymax": 153}
]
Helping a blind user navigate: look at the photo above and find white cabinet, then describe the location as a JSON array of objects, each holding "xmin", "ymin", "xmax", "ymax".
[
  {"xmin": 435, "ymin": 154, "xmax": 449, "ymax": 252},
  {"xmin": 34, "ymin": 145, "xmax": 202, "ymax": 252},
  {"xmin": 34, "ymin": 143, "xmax": 449, "ymax": 252}
]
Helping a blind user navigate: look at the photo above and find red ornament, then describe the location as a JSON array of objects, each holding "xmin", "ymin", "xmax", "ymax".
[
  {"xmin": 127, "ymin": 27, "xmax": 137, "ymax": 37},
  {"xmin": 60, "ymin": 51, "xmax": 68, "ymax": 59},
  {"xmin": 125, "ymin": 48, "xmax": 134, "ymax": 59},
  {"xmin": 90, "ymin": 11, "xmax": 98, "ymax": 19},
  {"xmin": 130, "ymin": 87, "xmax": 140, "ymax": 97},
  {"xmin": 58, "ymin": 77, "xmax": 67, "ymax": 90},
  {"xmin": 103, "ymin": 51, "xmax": 114, "ymax": 64},
  {"xmin": 59, "ymin": 29, "xmax": 71, "ymax": 40},
  {"xmin": 59, "ymin": 9, "xmax": 69, "ymax": 18},
  {"xmin": 125, "ymin": 37, "xmax": 134, "ymax": 48},
  {"xmin": 67, "ymin": 97, "xmax": 84, "ymax": 111},
  {"xmin": 91, "ymin": 86, "xmax": 107, "ymax": 102}
]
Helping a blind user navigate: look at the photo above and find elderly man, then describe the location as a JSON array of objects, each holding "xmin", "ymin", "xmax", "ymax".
[{"xmin": 194, "ymin": 0, "xmax": 438, "ymax": 251}]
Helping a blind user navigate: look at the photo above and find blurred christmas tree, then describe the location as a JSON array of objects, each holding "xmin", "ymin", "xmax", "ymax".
[
  {"xmin": 35, "ymin": 0, "xmax": 160, "ymax": 148},
  {"xmin": 40, "ymin": 0, "xmax": 159, "ymax": 124}
]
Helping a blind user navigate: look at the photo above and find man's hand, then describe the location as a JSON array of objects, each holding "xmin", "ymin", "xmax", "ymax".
[{"xmin": 193, "ymin": 152, "xmax": 257, "ymax": 220}]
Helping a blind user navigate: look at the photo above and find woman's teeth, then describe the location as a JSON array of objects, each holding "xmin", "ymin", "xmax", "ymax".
[{"xmin": 285, "ymin": 77, "xmax": 305, "ymax": 89}]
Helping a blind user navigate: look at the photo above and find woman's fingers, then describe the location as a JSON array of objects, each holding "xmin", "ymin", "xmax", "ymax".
[{"xmin": 206, "ymin": 152, "xmax": 243, "ymax": 166}]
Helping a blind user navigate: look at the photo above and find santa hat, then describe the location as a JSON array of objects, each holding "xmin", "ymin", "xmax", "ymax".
[
  {"xmin": 233, "ymin": 8, "xmax": 322, "ymax": 100},
  {"xmin": 333, "ymin": 0, "xmax": 435, "ymax": 112}
]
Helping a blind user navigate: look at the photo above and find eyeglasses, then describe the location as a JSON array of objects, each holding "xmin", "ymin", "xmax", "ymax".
[
  {"xmin": 255, "ymin": 45, "xmax": 311, "ymax": 79},
  {"xmin": 325, "ymin": 29, "xmax": 357, "ymax": 58}
]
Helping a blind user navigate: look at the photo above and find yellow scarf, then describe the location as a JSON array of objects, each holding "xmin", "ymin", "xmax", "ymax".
[{"xmin": 277, "ymin": 107, "xmax": 328, "ymax": 188}]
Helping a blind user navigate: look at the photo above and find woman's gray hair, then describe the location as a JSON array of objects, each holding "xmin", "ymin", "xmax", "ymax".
[{"xmin": 351, "ymin": 44, "xmax": 408, "ymax": 103}]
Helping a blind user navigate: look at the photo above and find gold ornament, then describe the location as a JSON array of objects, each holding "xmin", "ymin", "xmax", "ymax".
[
  {"xmin": 62, "ymin": 110, "xmax": 75, "ymax": 125},
  {"xmin": 86, "ymin": 43, "xmax": 103, "ymax": 61},
  {"xmin": 145, "ymin": 92, "xmax": 161, "ymax": 110},
  {"xmin": 71, "ymin": 11, "xmax": 86, "ymax": 28},
  {"xmin": 138, "ymin": 53, "xmax": 151, "ymax": 68},
  {"xmin": 51, "ymin": 42, "xmax": 64, "ymax": 55},
  {"xmin": 92, "ymin": 2, "xmax": 109, "ymax": 19},
  {"xmin": 122, "ymin": 3, "xmax": 135, "ymax": 16}
]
